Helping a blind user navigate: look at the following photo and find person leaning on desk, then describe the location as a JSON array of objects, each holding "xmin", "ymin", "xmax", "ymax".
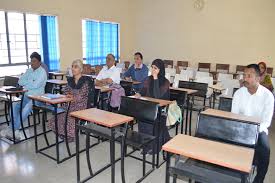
[
  {"xmin": 0, "ymin": 52, "xmax": 47, "ymax": 140},
  {"xmin": 95, "ymin": 53, "xmax": 121, "ymax": 86},
  {"xmin": 123, "ymin": 52, "xmax": 149, "ymax": 92},
  {"xmin": 232, "ymin": 64, "xmax": 274, "ymax": 183},
  {"xmin": 135, "ymin": 59, "xmax": 170, "ymax": 155}
]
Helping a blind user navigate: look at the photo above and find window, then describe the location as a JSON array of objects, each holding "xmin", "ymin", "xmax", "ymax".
[
  {"xmin": 0, "ymin": 11, "xmax": 59, "ymax": 77},
  {"xmin": 82, "ymin": 20, "xmax": 120, "ymax": 65}
]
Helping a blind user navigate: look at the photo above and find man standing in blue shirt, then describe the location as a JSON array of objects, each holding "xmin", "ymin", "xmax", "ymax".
[
  {"xmin": 124, "ymin": 52, "xmax": 149, "ymax": 92},
  {"xmin": 0, "ymin": 52, "xmax": 47, "ymax": 140}
]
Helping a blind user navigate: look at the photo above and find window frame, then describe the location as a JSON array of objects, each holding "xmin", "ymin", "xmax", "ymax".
[
  {"xmin": 0, "ymin": 11, "xmax": 42, "ymax": 67},
  {"xmin": 82, "ymin": 19, "xmax": 120, "ymax": 65}
]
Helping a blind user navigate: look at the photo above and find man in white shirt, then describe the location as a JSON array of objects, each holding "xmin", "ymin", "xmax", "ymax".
[
  {"xmin": 232, "ymin": 64, "xmax": 274, "ymax": 183},
  {"xmin": 95, "ymin": 54, "xmax": 120, "ymax": 86}
]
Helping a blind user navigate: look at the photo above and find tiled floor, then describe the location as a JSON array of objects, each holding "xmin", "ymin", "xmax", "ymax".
[{"xmin": 0, "ymin": 113, "xmax": 275, "ymax": 183}]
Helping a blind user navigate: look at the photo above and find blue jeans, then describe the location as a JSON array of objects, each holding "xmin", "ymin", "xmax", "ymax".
[{"xmin": 9, "ymin": 96, "xmax": 39, "ymax": 130}]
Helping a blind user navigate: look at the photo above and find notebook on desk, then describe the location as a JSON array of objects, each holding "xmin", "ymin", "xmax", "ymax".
[
  {"xmin": 5, "ymin": 85, "xmax": 23, "ymax": 91},
  {"xmin": 41, "ymin": 94, "xmax": 64, "ymax": 100}
]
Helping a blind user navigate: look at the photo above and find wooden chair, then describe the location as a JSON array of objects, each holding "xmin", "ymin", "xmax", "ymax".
[
  {"xmin": 95, "ymin": 65, "xmax": 103, "ymax": 75},
  {"xmin": 216, "ymin": 64, "xmax": 230, "ymax": 73},
  {"xmin": 163, "ymin": 60, "xmax": 174, "ymax": 68},
  {"xmin": 267, "ymin": 67, "xmax": 273, "ymax": 76},
  {"xmin": 236, "ymin": 65, "xmax": 245, "ymax": 73},
  {"xmin": 124, "ymin": 61, "xmax": 130, "ymax": 70},
  {"xmin": 177, "ymin": 61, "xmax": 188, "ymax": 68},
  {"xmin": 198, "ymin": 63, "xmax": 211, "ymax": 72}
]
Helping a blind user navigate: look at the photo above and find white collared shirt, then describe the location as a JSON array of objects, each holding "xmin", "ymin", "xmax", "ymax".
[
  {"xmin": 231, "ymin": 85, "xmax": 274, "ymax": 134},
  {"xmin": 96, "ymin": 65, "xmax": 121, "ymax": 84}
]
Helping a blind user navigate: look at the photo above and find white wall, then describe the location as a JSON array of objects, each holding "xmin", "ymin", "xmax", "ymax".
[
  {"xmin": 0, "ymin": 0, "xmax": 135, "ymax": 70},
  {"xmin": 133, "ymin": 0, "xmax": 275, "ymax": 74}
]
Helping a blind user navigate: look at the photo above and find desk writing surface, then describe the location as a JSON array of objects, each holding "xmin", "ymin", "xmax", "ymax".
[
  {"xmin": 162, "ymin": 134, "xmax": 254, "ymax": 173},
  {"xmin": 70, "ymin": 108, "xmax": 133, "ymax": 128}
]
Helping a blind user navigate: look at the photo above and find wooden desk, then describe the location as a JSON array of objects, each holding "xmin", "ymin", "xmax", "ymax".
[
  {"xmin": 209, "ymin": 84, "xmax": 226, "ymax": 91},
  {"xmin": 163, "ymin": 134, "xmax": 254, "ymax": 176},
  {"xmin": 0, "ymin": 86, "xmax": 28, "ymax": 144},
  {"xmin": 209, "ymin": 84, "xmax": 226, "ymax": 109},
  {"xmin": 83, "ymin": 74, "xmax": 97, "ymax": 79},
  {"xmin": 121, "ymin": 79, "xmax": 142, "ymax": 85},
  {"xmin": 0, "ymin": 86, "xmax": 27, "ymax": 94},
  {"xmin": 47, "ymin": 79, "xmax": 68, "ymax": 94},
  {"xmin": 201, "ymin": 108, "xmax": 261, "ymax": 125},
  {"xmin": 71, "ymin": 108, "xmax": 133, "ymax": 183},
  {"xmin": 28, "ymin": 94, "xmax": 73, "ymax": 105},
  {"xmin": 170, "ymin": 87, "xmax": 198, "ymax": 95},
  {"xmin": 47, "ymin": 79, "xmax": 68, "ymax": 85},
  {"xmin": 29, "ymin": 94, "xmax": 73, "ymax": 164},
  {"xmin": 128, "ymin": 95, "xmax": 173, "ymax": 107},
  {"xmin": 49, "ymin": 71, "xmax": 66, "ymax": 80},
  {"xmin": 70, "ymin": 108, "xmax": 133, "ymax": 127},
  {"xmin": 95, "ymin": 86, "xmax": 113, "ymax": 93}
]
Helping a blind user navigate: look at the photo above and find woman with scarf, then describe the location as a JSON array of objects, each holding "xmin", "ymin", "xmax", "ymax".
[
  {"xmin": 137, "ymin": 59, "xmax": 170, "ymax": 154},
  {"xmin": 48, "ymin": 59, "xmax": 94, "ymax": 142},
  {"xmin": 258, "ymin": 62, "xmax": 273, "ymax": 92}
]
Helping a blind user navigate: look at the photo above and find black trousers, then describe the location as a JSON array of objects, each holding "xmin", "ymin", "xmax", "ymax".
[
  {"xmin": 253, "ymin": 132, "xmax": 270, "ymax": 183},
  {"xmin": 138, "ymin": 115, "xmax": 170, "ymax": 154}
]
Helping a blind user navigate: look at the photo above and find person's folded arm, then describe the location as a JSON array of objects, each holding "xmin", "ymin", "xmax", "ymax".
[
  {"xmin": 231, "ymin": 91, "xmax": 241, "ymax": 113},
  {"xmin": 18, "ymin": 69, "xmax": 31, "ymax": 86},
  {"xmin": 110, "ymin": 69, "xmax": 121, "ymax": 84},
  {"xmin": 260, "ymin": 93, "xmax": 274, "ymax": 132},
  {"xmin": 24, "ymin": 71, "xmax": 47, "ymax": 90}
]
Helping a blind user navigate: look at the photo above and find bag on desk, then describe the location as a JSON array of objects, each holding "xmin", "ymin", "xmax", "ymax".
[{"xmin": 166, "ymin": 101, "xmax": 182, "ymax": 126}]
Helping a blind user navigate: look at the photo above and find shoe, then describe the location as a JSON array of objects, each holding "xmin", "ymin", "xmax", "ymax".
[
  {"xmin": 139, "ymin": 149, "xmax": 152, "ymax": 157},
  {"xmin": 3, "ymin": 128, "xmax": 21, "ymax": 141},
  {"xmin": 0, "ymin": 127, "xmax": 8, "ymax": 138}
]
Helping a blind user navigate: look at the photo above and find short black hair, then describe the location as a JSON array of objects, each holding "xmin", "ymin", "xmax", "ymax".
[
  {"xmin": 134, "ymin": 52, "xmax": 143, "ymax": 60},
  {"xmin": 107, "ymin": 53, "xmax": 115, "ymax": 60},
  {"xmin": 246, "ymin": 64, "xmax": 260, "ymax": 76},
  {"xmin": 30, "ymin": 52, "xmax": 41, "ymax": 62}
]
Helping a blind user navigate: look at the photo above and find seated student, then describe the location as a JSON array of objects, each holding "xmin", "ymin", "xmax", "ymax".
[
  {"xmin": 123, "ymin": 52, "xmax": 149, "ymax": 92},
  {"xmin": 258, "ymin": 61, "xmax": 274, "ymax": 92},
  {"xmin": 95, "ymin": 54, "xmax": 120, "ymax": 86},
  {"xmin": 232, "ymin": 64, "xmax": 274, "ymax": 183},
  {"xmin": 137, "ymin": 59, "xmax": 170, "ymax": 154},
  {"xmin": 48, "ymin": 59, "xmax": 94, "ymax": 142},
  {"xmin": 0, "ymin": 52, "xmax": 47, "ymax": 140}
]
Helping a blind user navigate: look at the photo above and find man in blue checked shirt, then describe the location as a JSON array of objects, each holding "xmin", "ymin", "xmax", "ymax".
[
  {"xmin": 0, "ymin": 52, "xmax": 47, "ymax": 140},
  {"xmin": 123, "ymin": 52, "xmax": 149, "ymax": 92}
]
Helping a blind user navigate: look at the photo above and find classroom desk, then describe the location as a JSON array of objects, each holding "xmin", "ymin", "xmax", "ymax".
[
  {"xmin": 120, "ymin": 79, "xmax": 142, "ymax": 85},
  {"xmin": 128, "ymin": 95, "xmax": 173, "ymax": 167},
  {"xmin": 201, "ymin": 108, "xmax": 261, "ymax": 125},
  {"xmin": 0, "ymin": 86, "xmax": 28, "ymax": 143},
  {"xmin": 209, "ymin": 84, "xmax": 226, "ymax": 109},
  {"xmin": 47, "ymin": 79, "xmax": 68, "ymax": 93},
  {"xmin": 163, "ymin": 134, "xmax": 255, "ymax": 183},
  {"xmin": 169, "ymin": 87, "xmax": 198, "ymax": 135},
  {"xmin": 82, "ymin": 74, "xmax": 97, "ymax": 79},
  {"xmin": 29, "ymin": 94, "xmax": 74, "ymax": 164},
  {"xmin": 128, "ymin": 95, "xmax": 173, "ymax": 107},
  {"xmin": 70, "ymin": 108, "xmax": 133, "ymax": 183},
  {"xmin": 49, "ymin": 71, "xmax": 66, "ymax": 80},
  {"xmin": 95, "ymin": 86, "xmax": 114, "ymax": 109}
]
